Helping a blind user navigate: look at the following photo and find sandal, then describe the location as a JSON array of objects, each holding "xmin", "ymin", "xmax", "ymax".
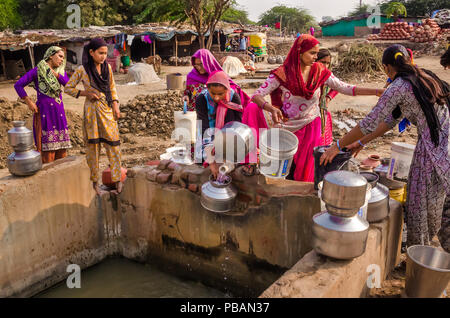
[
  {"xmin": 115, "ymin": 181, "xmax": 124, "ymax": 194},
  {"xmin": 241, "ymin": 164, "xmax": 258, "ymax": 177}
]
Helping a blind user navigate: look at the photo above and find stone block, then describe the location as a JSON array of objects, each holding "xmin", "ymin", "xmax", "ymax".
[
  {"xmin": 157, "ymin": 172, "xmax": 172, "ymax": 184},
  {"xmin": 146, "ymin": 169, "xmax": 160, "ymax": 182},
  {"xmin": 157, "ymin": 160, "xmax": 171, "ymax": 170},
  {"xmin": 167, "ymin": 162, "xmax": 180, "ymax": 172}
]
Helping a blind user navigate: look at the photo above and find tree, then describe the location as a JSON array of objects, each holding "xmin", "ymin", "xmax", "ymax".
[
  {"xmin": 221, "ymin": 5, "xmax": 254, "ymax": 25},
  {"xmin": 132, "ymin": 0, "xmax": 186, "ymax": 24},
  {"xmin": 0, "ymin": 0, "xmax": 22, "ymax": 30},
  {"xmin": 385, "ymin": 1, "xmax": 407, "ymax": 19},
  {"xmin": 258, "ymin": 5, "xmax": 317, "ymax": 34},
  {"xmin": 184, "ymin": 0, "xmax": 233, "ymax": 49},
  {"xmin": 380, "ymin": 0, "xmax": 448, "ymax": 17},
  {"xmin": 348, "ymin": 4, "xmax": 370, "ymax": 17}
]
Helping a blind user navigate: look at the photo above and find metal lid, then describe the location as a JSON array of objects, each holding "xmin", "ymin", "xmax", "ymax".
[{"xmin": 324, "ymin": 170, "xmax": 368, "ymax": 188}]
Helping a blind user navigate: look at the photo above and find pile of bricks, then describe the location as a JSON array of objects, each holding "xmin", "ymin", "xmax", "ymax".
[{"xmin": 141, "ymin": 160, "xmax": 272, "ymax": 208}]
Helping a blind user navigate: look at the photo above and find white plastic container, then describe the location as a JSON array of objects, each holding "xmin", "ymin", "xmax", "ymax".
[
  {"xmin": 388, "ymin": 142, "xmax": 415, "ymax": 180},
  {"xmin": 259, "ymin": 128, "xmax": 299, "ymax": 179},
  {"xmin": 174, "ymin": 111, "xmax": 197, "ymax": 144},
  {"xmin": 318, "ymin": 181, "xmax": 371, "ymax": 220}
]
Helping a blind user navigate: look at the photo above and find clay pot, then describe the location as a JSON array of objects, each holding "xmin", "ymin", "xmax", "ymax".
[
  {"xmin": 359, "ymin": 165, "xmax": 373, "ymax": 173},
  {"xmin": 102, "ymin": 167, "xmax": 128, "ymax": 187},
  {"xmin": 362, "ymin": 155, "xmax": 381, "ymax": 169}
]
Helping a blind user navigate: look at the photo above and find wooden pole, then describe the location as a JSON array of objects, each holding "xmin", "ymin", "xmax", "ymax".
[
  {"xmin": 153, "ymin": 40, "xmax": 156, "ymax": 57},
  {"xmin": 0, "ymin": 50, "xmax": 6, "ymax": 79},
  {"xmin": 280, "ymin": 16, "xmax": 282, "ymax": 38},
  {"xmin": 175, "ymin": 35, "xmax": 178, "ymax": 67},
  {"xmin": 217, "ymin": 31, "xmax": 221, "ymax": 52},
  {"xmin": 28, "ymin": 45, "xmax": 35, "ymax": 68}
]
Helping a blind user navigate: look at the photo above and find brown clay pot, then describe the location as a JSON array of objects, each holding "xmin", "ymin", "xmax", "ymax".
[
  {"xmin": 359, "ymin": 164, "xmax": 373, "ymax": 172},
  {"xmin": 362, "ymin": 155, "xmax": 381, "ymax": 169}
]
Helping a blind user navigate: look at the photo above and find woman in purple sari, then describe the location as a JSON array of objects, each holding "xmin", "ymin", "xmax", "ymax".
[
  {"xmin": 14, "ymin": 46, "xmax": 71, "ymax": 163},
  {"xmin": 183, "ymin": 49, "xmax": 251, "ymax": 111}
]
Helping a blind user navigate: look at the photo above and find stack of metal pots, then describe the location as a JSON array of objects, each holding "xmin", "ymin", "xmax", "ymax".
[
  {"xmin": 7, "ymin": 121, "xmax": 42, "ymax": 176},
  {"xmin": 360, "ymin": 172, "xmax": 390, "ymax": 223},
  {"xmin": 312, "ymin": 170, "xmax": 370, "ymax": 260}
]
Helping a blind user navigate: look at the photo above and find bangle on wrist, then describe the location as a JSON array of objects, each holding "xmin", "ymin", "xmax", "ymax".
[
  {"xmin": 336, "ymin": 140, "xmax": 343, "ymax": 152},
  {"xmin": 358, "ymin": 140, "xmax": 365, "ymax": 148},
  {"xmin": 261, "ymin": 101, "xmax": 268, "ymax": 110}
]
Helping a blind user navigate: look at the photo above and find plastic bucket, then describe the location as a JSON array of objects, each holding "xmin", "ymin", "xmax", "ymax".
[
  {"xmin": 121, "ymin": 55, "xmax": 130, "ymax": 67},
  {"xmin": 174, "ymin": 111, "xmax": 197, "ymax": 144},
  {"xmin": 318, "ymin": 181, "xmax": 371, "ymax": 219},
  {"xmin": 390, "ymin": 186, "xmax": 406, "ymax": 204},
  {"xmin": 259, "ymin": 128, "xmax": 298, "ymax": 179},
  {"xmin": 313, "ymin": 146, "xmax": 352, "ymax": 190},
  {"xmin": 388, "ymin": 142, "xmax": 415, "ymax": 180},
  {"xmin": 405, "ymin": 245, "xmax": 450, "ymax": 298}
]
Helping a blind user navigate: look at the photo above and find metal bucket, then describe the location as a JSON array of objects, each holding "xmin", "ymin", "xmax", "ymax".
[
  {"xmin": 405, "ymin": 245, "xmax": 450, "ymax": 298},
  {"xmin": 259, "ymin": 128, "xmax": 298, "ymax": 179}
]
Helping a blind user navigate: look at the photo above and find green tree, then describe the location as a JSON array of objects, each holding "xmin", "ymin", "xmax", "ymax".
[
  {"xmin": 132, "ymin": 0, "xmax": 186, "ymax": 24},
  {"xmin": 348, "ymin": 4, "xmax": 370, "ymax": 17},
  {"xmin": 221, "ymin": 5, "xmax": 254, "ymax": 24},
  {"xmin": 258, "ymin": 5, "xmax": 317, "ymax": 34},
  {"xmin": 0, "ymin": 0, "xmax": 22, "ymax": 30},
  {"xmin": 385, "ymin": 1, "xmax": 407, "ymax": 19},
  {"xmin": 380, "ymin": 0, "xmax": 448, "ymax": 17}
]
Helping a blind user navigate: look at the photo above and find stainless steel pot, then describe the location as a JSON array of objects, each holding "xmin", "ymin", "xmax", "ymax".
[
  {"xmin": 361, "ymin": 172, "xmax": 390, "ymax": 223},
  {"xmin": 213, "ymin": 121, "xmax": 255, "ymax": 164},
  {"xmin": 321, "ymin": 170, "xmax": 369, "ymax": 217},
  {"xmin": 200, "ymin": 176, "xmax": 238, "ymax": 213},
  {"xmin": 7, "ymin": 150, "xmax": 42, "ymax": 176},
  {"xmin": 312, "ymin": 211, "xmax": 369, "ymax": 260},
  {"xmin": 8, "ymin": 121, "xmax": 34, "ymax": 152}
]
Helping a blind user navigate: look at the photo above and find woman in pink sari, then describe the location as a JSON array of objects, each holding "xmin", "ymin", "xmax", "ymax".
[
  {"xmin": 183, "ymin": 49, "xmax": 251, "ymax": 111},
  {"xmin": 251, "ymin": 35, "xmax": 383, "ymax": 182}
]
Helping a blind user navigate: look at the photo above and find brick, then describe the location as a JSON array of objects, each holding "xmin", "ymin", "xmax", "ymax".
[
  {"xmin": 171, "ymin": 170, "xmax": 181, "ymax": 185},
  {"xmin": 237, "ymin": 193, "xmax": 252, "ymax": 203},
  {"xmin": 188, "ymin": 183, "xmax": 198, "ymax": 193},
  {"xmin": 179, "ymin": 178, "xmax": 187, "ymax": 189},
  {"xmin": 146, "ymin": 160, "xmax": 160, "ymax": 167},
  {"xmin": 157, "ymin": 160, "xmax": 171, "ymax": 170},
  {"xmin": 167, "ymin": 162, "xmax": 180, "ymax": 172},
  {"xmin": 157, "ymin": 172, "xmax": 172, "ymax": 184},
  {"xmin": 146, "ymin": 169, "xmax": 160, "ymax": 182},
  {"xmin": 126, "ymin": 168, "xmax": 136, "ymax": 178},
  {"xmin": 255, "ymin": 195, "xmax": 264, "ymax": 206}
]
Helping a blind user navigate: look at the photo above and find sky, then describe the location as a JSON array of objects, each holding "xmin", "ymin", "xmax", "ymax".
[{"xmin": 236, "ymin": 0, "xmax": 381, "ymax": 22}]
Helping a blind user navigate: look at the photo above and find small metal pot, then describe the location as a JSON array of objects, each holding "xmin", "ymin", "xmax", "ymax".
[
  {"xmin": 321, "ymin": 171, "xmax": 369, "ymax": 217},
  {"xmin": 7, "ymin": 150, "xmax": 42, "ymax": 176},
  {"xmin": 360, "ymin": 172, "xmax": 390, "ymax": 223},
  {"xmin": 200, "ymin": 175, "xmax": 238, "ymax": 213},
  {"xmin": 312, "ymin": 211, "xmax": 369, "ymax": 260},
  {"xmin": 213, "ymin": 121, "xmax": 255, "ymax": 163},
  {"xmin": 8, "ymin": 121, "xmax": 34, "ymax": 152}
]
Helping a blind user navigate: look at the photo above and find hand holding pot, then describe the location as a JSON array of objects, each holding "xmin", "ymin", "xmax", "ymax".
[
  {"xmin": 320, "ymin": 143, "xmax": 340, "ymax": 166},
  {"xmin": 347, "ymin": 141, "xmax": 363, "ymax": 158}
]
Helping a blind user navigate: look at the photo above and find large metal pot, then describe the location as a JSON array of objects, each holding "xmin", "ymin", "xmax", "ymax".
[
  {"xmin": 201, "ymin": 176, "xmax": 238, "ymax": 213},
  {"xmin": 312, "ymin": 211, "xmax": 369, "ymax": 260},
  {"xmin": 361, "ymin": 172, "xmax": 390, "ymax": 223},
  {"xmin": 7, "ymin": 150, "xmax": 42, "ymax": 176},
  {"xmin": 8, "ymin": 121, "xmax": 34, "ymax": 152},
  {"xmin": 321, "ymin": 170, "xmax": 369, "ymax": 217},
  {"xmin": 213, "ymin": 121, "xmax": 255, "ymax": 164}
]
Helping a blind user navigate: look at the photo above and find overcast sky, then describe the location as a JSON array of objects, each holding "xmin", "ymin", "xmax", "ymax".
[{"xmin": 236, "ymin": 0, "xmax": 381, "ymax": 22}]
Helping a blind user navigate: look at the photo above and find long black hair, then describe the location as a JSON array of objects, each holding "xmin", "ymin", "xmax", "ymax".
[
  {"xmin": 382, "ymin": 45, "xmax": 449, "ymax": 146},
  {"xmin": 317, "ymin": 48, "xmax": 331, "ymax": 61}
]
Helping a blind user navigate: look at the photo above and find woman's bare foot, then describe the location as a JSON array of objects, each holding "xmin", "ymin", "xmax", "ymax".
[
  {"xmin": 116, "ymin": 181, "xmax": 123, "ymax": 194},
  {"xmin": 241, "ymin": 164, "xmax": 257, "ymax": 177},
  {"xmin": 93, "ymin": 182, "xmax": 101, "ymax": 195}
]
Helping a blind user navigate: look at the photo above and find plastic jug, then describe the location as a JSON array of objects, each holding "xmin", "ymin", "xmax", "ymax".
[
  {"xmin": 388, "ymin": 142, "xmax": 415, "ymax": 180},
  {"xmin": 173, "ymin": 101, "xmax": 197, "ymax": 144}
]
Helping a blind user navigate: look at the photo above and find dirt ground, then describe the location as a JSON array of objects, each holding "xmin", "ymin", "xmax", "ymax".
[{"xmin": 1, "ymin": 37, "xmax": 449, "ymax": 298}]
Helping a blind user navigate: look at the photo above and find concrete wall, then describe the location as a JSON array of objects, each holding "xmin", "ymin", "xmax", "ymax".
[
  {"xmin": 260, "ymin": 199, "xmax": 403, "ymax": 298},
  {"xmin": 0, "ymin": 157, "xmax": 108, "ymax": 297},
  {"xmin": 117, "ymin": 164, "xmax": 322, "ymax": 296}
]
